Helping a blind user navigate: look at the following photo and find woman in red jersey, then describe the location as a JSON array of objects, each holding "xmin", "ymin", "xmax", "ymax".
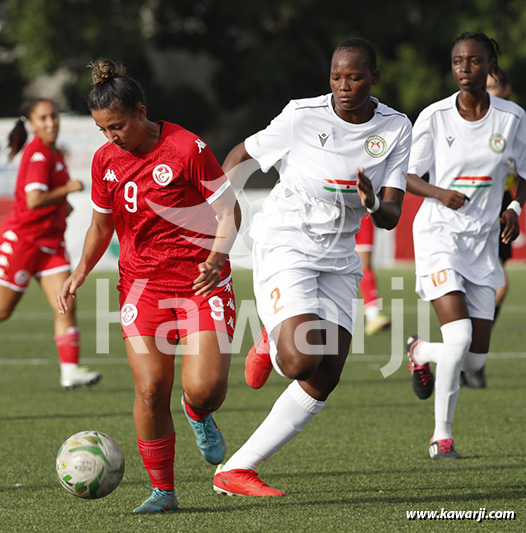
[
  {"xmin": 58, "ymin": 59, "xmax": 241, "ymax": 514},
  {"xmin": 0, "ymin": 99, "xmax": 101, "ymax": 390}
]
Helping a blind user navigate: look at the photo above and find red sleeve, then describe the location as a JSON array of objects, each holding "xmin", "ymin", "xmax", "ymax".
[
  {"xmin": 91, "ymin": 150, "xmax": 112, "ymax": 213},
  {"xmin": 185, "ymin": 137, "xmax": 230, "ymax": 203},
  {"xmin": 22, "ymin": 144, "xmax": 54, "ymax": 191}
]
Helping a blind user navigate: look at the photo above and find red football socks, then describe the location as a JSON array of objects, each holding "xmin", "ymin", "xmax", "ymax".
[
  {"xmin": 183, "ymin": 401, "xmax": 218, "ymax": 421},
  {"xmin": 54, "ymin": 326, "xmax": 80, "ymax": 364},
  {"xmin": 360, "ymin": 268, "xmax": 379, "ymax": 307},
  {"xmin": 137, "ymin": 433, "xmax": 176, "ymax": 491}
]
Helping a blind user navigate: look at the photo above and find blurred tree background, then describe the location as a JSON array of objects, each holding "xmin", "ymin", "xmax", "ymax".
[{"xmin": 1, "ymin": 0, "xmax": 526, "ymax": 158}]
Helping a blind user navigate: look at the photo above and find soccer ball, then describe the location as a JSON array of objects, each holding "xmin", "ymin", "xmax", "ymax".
[{"xmin": 56, "ymin": 430, "xmax": 125, "ymax": 499}]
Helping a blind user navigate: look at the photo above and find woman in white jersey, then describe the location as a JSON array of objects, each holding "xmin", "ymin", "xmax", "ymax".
[
  {"xmin": 213, "ymin": 38, "xmax": 412, "ymax": 496},
  {"xmin": 406, "ymin": 32, "xmax": 526, "ymax": 459}
]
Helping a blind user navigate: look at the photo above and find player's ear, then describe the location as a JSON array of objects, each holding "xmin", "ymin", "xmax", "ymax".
[
  {"xmin": 136, "ymin": 104, "xmax": 147, "ymax": 121},
  {"xmin": 371, "ymin": 69, "xmax": 380, "ymax": 86}
]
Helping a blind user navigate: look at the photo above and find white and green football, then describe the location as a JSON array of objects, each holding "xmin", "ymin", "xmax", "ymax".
[{"xmin": 56, "ymin": 431, "xmax": 125, "ymax": 499}]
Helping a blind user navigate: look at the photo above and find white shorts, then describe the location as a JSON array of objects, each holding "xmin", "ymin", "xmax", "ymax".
[
  {"xmin": 252, "ymin": 242, "xmax": 362, "ymax": 336},
  {"xmin": 416, "ymin": 269, "xmax": 496, "ymax": 320}
]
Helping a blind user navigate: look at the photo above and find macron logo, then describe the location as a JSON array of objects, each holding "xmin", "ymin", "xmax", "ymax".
[
  {"xmin": 103, "ymin": 169, "xmax": 118, "ymax": 182},
  {"xmin": 30, "ymin": 152, "xmax": 46, "ymax": 163}
]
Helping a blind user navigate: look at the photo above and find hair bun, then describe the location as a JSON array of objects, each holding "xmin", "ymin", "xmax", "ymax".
[{"xmin": 88, "ymin": 58, "xmax": 127, "ymax": 85}]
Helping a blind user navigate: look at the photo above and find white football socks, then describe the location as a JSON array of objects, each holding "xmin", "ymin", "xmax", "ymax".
[
  {"xmin": 222, "ymin": 380, "xmax": 325, "ymax": 472},
  {"xmin": 462, "ymin": 351, "xmax": 488, "ymax": 373},
  {"xmin": 429, "ymin": 319, "xmax": 472, "ymax": 440}
]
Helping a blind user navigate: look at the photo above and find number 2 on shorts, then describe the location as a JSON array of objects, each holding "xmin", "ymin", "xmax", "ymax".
[
  {"xmin": 270, "ymin": 287, "xmax": 284, "ymax": 314},
  {"xmin": 431, "ymin": 270, "xmax": 448, "ymax": 287}
]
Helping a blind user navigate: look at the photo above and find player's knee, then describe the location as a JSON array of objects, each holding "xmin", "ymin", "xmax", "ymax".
[
  {"xmin": 277, "ymin": 350, "xmax": 320, "ymax": 381},
  {"xmin": 0, "ymin": 307, "xmax": 13, "ymax": 321},
  {"xmin": 184, "ymin": 383, "xmax": 226, "ymax": 411},
  {"xmin": 136, "ymin": 381, "xmax": 171, "ymax": 412}
]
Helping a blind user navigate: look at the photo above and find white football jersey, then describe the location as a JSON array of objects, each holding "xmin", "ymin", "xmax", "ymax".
[
  {"xmin": 409, "ymin": 92, "xmax": 526, "ymax": 288},
  {"xmin": 245, "ymin": 94, "xmax": 411, "ymax": 266}
]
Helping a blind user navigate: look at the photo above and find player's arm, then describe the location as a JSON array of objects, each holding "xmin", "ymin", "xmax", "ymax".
[
  {"xmin": 406, "ymin": 173, "xmax": 469, "ymax": 210},
  {"xmin": 223, "ymin": 142, "xmax": 253, "ymax": 174},
  {"xmin": 500, "ymin": 176, "xmax": 526, "ymax": 244},
  {"xmin": 222, "ymin": 142, "xmax": 254, "ymax": 190},
  {"xmin": 356, "ymin": 167, "xmax": 404, "ymax": 230},
  {"xmin": 57, "ymin": 210, "xmax": 114, "ymax": 313},
  {"xmin": 193, "ymin": 186, "xmax": 241, "ymax": 296},
  {"xmin": 26, "ymin": 180, "xmax": 84, "ymax": 210}
]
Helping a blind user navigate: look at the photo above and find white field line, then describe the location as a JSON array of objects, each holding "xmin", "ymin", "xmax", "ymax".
[
  {"xmin": 1, "ymin": 353, "xmax": 525, "ymax": 366},
  {"xmin": 7, "ymin": 304, "xmax": 526, "ymax": 321}
]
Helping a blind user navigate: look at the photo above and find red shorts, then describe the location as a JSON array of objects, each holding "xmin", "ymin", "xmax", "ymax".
[
  {"xmin": 355, "ymin": 214, "xmax": 374, "ymax": 252},
  {"xmin": 0, "ymin": 229, "xmax": 70, "ymax": 292},
  {"xmin": 118, "ymin": 277, "xmax": 236, "ymax": 342}
]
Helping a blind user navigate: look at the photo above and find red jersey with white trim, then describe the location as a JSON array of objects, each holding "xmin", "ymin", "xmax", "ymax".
[
  {"xmin": 1, "ymin": 135, "xmax": 69, "ymax": 247},
  {"xmin": 91, "ymin": 121, "xmax": 232, "ymax": 293}
]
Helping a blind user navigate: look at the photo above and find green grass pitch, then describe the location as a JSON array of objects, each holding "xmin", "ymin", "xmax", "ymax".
[{"xmin": 1, "ymin": 267, "xmax": 525, "ymax": 532}]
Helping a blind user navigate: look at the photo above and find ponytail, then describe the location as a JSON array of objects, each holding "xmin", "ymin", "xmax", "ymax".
[
  {"xmin": 6, "ymin": 99, "xmax": 55, "ymax": 161},
  {"xmin": 7, "ymin": 116, "xmax": 28, "ymax": 162}
]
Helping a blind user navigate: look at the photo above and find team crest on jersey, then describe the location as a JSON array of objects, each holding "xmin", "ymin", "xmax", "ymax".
[
  {"xmin": 14, "ymin": 270, "xmax": 30, "ymax": 286},
  {"xmin": 489, "ymin": 133, "xmax": 506, "ymax": 154},
  {"xmin": 103, "ymin": 168, "xmax": 118, "ymax": 182},
  {"xmin": 30, "ymin": 152, "xmax": 46, "ymax": 163},
  {"xmin": 153, "ymin": 164, "xmax": 173, "ymax": 186},
  {"xmin": 365, "ymin": 135, "xmax": 387, "ymax": 158},
  {"xmin": 121, "ymin": 303, "xmax": 138, "ymax": 326}
]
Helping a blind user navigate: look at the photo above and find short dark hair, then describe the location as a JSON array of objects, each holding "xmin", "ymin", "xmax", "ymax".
[
  {"xmin": 86, "ymin": 58, "xmax": 146, "ymax": 114},
  {"xmin": 451, "ymin": 32, "xmax": 500, "ymax": 74},
  {"xmin": 333, "ymin": 38, "xmax": 377, "ymax": 70}
]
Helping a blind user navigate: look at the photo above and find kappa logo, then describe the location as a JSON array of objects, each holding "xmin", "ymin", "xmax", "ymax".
[
  {"xmin": 446, "ymin": 136, "xmax": 455, "ymax": 147},
  {"xmin": 489, "ymin": 133, "xmax": 506, "ymax": 154},
  {"xmin": 195, "ymin": 139, "xmax": 207, "ymax": 153},
  {"xmin": 153, "ymin": 164, "xmax": 173, "ymax": 186},
  {"xmin": 55, "ymin": 162, "xmax": 64, "ymax": 172},
  {"xmin": 365, "ymin": 135, "xmax": 387, "ymax": 158},
  {"xmin": 121, "ymin": 303, "xmax": 138, "ymax": 326},
  {"xmin": 30, "ymin": 152, "xmax": 46, "ymax": 163},
  {"xmin": 318, "ymin": 132, "xmax": 330, "ymax": 147},
  {"xmin": 103, "ymin": 168, "xmax": 118, "ymax": 182}
]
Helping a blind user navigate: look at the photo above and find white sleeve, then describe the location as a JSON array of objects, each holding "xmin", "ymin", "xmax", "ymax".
[
  {"xmin": 511, "ymin": 110, "xmax": 526, "ymax": 180},
  {"xmin": 380, "ymin": 117, "xmax": 412, "ymax": 192},
  {"xmin": 244, "ymin": 101, "xmax": 295, "ymax": 173},
  {"xmin": 408, "ymin": 111, "xmax": 435, "ymax": 177}
]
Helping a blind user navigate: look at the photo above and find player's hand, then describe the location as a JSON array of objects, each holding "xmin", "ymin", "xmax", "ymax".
[
  {"xmin": 356, "ymin": 167, "xmax": 377, "ymax": 210},
  {"xmin": 57, "ymin": 272, "xmax": 86, "ymax": 313},
  {"xmin": 67, "ymin": 180, "xmax": 84, "ymax": 193},
  {"xmin": 436, "ymin": 189, "xmax": 469, "ymax": 210},
  {"xmin": 500, "ymin": 209, "xmax": 520, "ymax": 244},
  {"xmin": 193, "ymin": 261, "xmax": 221, "ymax": 296}
]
